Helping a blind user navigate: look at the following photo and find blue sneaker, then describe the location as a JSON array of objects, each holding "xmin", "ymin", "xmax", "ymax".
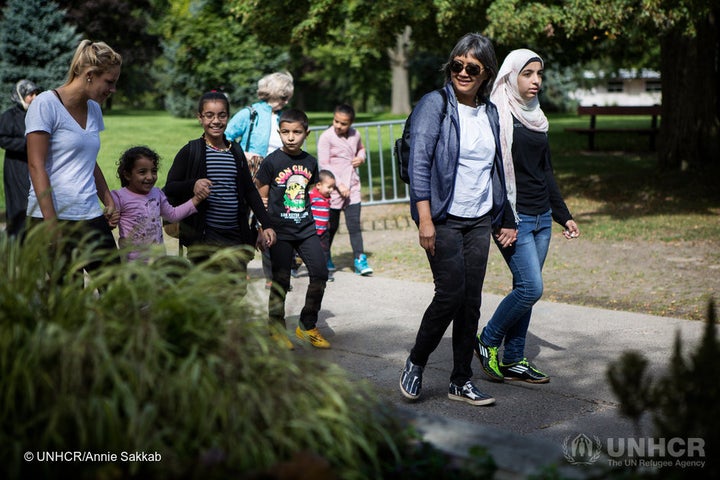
[
  {"xmin": 354, "ymin": 253, "xmax": 373, "ymax": 276},
  {"xmin": 327, "ymin": 258, "xmax": 336, "ymax": 272}
]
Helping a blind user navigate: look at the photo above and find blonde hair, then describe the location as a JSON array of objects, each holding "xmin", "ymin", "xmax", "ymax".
[
  {"xmin": 65, "ymin": 40, "xmax": 122, "ymax": 84},
  {"xmin": 256, "ymin": 71, "xmax": 294, "ymax": 101}
]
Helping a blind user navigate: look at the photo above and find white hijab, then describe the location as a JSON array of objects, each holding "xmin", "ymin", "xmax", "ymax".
[{"xmin": 490, "ymin": 49, "xmax": 549, "ymax": 223}]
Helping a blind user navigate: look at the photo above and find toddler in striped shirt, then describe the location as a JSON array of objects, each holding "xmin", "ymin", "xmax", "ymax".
[{"xmin": 308, "ymin": 170, "xmax": 337, "ymax": 281}]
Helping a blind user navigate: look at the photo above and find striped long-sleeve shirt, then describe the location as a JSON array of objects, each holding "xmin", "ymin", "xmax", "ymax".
[{"xmin": 308, "ymin": 186, "xmax": 331, "ymax": 234}]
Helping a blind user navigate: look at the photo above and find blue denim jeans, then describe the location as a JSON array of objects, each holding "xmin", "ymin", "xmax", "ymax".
[
  {"xmin": 481, "ymin": 210, "xmax": 552, "ymax": 363},
  {"xmin": 410, "ymin": 214, "xmax": 492, "ymax": 385}
]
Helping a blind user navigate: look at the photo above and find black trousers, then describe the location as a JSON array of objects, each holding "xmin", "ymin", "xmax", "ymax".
[
  {"xmin": 327, "ymin": 203, "xmax": 364, "ymax": 259},
  {"xmin": 409, "ymin": 214, "xmax": 492, "ymax": 386},
  {"xmin": 268, "ymin": 234, "xmax": 328, "ymax": 330}
]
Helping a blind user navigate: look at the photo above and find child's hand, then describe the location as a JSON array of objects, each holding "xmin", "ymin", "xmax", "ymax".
[{"xmin": 194, "ymin": 178, "xmax": 212, "ymax": 198}]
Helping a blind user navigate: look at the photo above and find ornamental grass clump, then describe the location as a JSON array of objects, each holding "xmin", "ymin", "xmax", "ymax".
[{"xmin": 0, "ymin": 224, "xmax": 403, "ymax": 479}]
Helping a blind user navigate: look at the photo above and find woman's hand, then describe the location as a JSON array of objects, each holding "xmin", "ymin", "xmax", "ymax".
[
  {"xmin": 563, "ymin": 220, "xmax": 580, "ymax": 239},
  {"xmin": 418, "ymin": 219, "xmax": 436, "ymax": 256},
  {"xmin": 351, "ymin": 156, "xmax": 364, "ymax": 168},
  {"xmin": 494, "ymin": 227, "xmax": 517, "ymax": 248}
]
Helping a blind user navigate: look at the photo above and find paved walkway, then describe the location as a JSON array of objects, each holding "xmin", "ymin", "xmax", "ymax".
[{"xmin": 246, "ymin": 259, "xmax": 707, "ymax": 478}]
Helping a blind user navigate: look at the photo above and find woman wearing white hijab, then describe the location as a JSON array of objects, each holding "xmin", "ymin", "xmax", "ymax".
[{"xmin": 474, "ymin": 49, "xmax": 580, "ymax": 384}]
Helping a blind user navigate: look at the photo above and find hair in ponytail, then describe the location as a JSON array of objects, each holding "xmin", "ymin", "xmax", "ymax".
[{"xmin": 66, "ymin": 40, "xmax": 122, "ymax": 84}]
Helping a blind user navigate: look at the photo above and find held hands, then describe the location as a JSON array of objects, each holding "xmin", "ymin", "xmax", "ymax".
[
  {"xmin": 256, "ymin": 227, "xmax": 277, "ymax": 251},
  {"xmin": 563, "ymin": 220, "xmax": 580, "ymax": 240},
  {"xmin": 104, "ymin": 206, "xmax": 120, "ymax": 228},
  {"xmin": 194, "ymin": 178, "xmax": 212, "ymax": 198},
  {"xmin": 494, "ymin": 227, "xmax": 518, "ymax": 248},
  {"xmin": 338, "ymin": 183, "xmax": 351, "ymax": 198}
]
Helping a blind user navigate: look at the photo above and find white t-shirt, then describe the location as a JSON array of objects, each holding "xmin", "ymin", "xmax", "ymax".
[
  {"xmin": 448, "ymin": 103, "xmax": 495, "ymax": 218},
  {"xmin": 266, "ymin": 112, "xmax": 283, "ymax": 156},
  {"xmin": 25, "ymin": 90, "xmax": 105, "ymax": 220}
]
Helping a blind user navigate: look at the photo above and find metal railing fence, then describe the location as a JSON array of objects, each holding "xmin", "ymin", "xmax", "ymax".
[{"xmin": 305, "ymin": 120, "xmax": 409, "ymax": 206}]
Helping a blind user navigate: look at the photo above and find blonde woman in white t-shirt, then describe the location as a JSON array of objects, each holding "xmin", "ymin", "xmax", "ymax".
[{"xmin": 26, "ymin": 40, "xmax": 122, "ymax": 277}]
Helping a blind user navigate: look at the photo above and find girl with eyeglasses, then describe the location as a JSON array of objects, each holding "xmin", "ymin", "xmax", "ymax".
[
  {"xmin": 164, "ymin": 91, "xmax": 276, "ymax": 296},
  {"xmin": 225, "ymin": 71, "xmax": 294, "ymax": 289},
  {"xmin": 475, "ymin": 49, "xmax": 580, "ymax": 385},
  {"xmin": 399, "ymin": 33, "xmax": 514, "ymax": 406}
]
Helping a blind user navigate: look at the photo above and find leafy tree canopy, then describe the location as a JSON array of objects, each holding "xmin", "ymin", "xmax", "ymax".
[
  {"xmin": 57, "ymin": 0, "xmax": 162, "ymax": 107},
  {"xmin": 0, "ymin": 0, "xmax": 80, "ymax": 110},
  {"xmin": 153, "ymin": 0, "xmax": 289, "ymax": 117}
]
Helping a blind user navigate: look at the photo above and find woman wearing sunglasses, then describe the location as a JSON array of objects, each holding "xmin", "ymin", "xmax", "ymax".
[
  {"xmin": 474, "ymin": 49, "xmax": 580, "ymax": 385},
  {"xmin": 399, "ymin": 33, "xmax": 514, "ymax": 406}
]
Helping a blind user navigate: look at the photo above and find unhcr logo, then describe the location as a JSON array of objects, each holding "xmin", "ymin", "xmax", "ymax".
[
  {"xmin": 563, "ymin": 433, "xmax": 602, "ymax": 465},
  {"xmin": 562, "ymin": 433, "xmax": 706, "ymax": 468}
]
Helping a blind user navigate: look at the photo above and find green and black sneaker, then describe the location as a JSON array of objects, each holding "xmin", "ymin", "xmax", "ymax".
[
  {"xmin": 500, "ymin": 358, "xmax": 550, "ymax": 384},
  {"xmin": 474, "ymin": 332, "xmax": 504, "ymax": 382}
]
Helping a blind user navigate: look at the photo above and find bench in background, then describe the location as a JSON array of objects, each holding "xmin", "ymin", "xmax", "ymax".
[{"xmin": 565, "ymin": 105, "xmax": 661, "ymax": 150}]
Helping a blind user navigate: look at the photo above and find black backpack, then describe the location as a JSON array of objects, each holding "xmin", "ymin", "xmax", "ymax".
[{"xmin": 394, "ymin": 88, "xmax": 447, "ymax": 184}]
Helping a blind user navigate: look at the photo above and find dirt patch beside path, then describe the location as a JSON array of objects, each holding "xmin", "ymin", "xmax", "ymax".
[{"xmin": 328, "ymin": 204, "xmax": 719, "ymax": 321}]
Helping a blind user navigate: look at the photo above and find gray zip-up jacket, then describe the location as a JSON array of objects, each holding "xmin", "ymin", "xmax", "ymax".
[{"xmin": 408, "ymin": 82, "xmax": 512, "ymax": 228}]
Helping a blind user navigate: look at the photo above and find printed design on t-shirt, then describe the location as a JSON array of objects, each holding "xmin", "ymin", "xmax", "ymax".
[
  {"xmin": 128, "ymin": 197, "xmax": 162, "ymax": 246},
  {"xmin": 274, "ymin": 165, "xmax": 313, "ymax": 220}
]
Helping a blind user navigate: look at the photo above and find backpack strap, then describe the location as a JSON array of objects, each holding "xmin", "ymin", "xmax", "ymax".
[{"xmin": 245, "ymin": 106, "xmax": 258, "ymax": 152}]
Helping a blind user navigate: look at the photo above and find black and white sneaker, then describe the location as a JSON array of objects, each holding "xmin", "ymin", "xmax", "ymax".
[
  {"xmin": 399, "ymin": 357, "xmax": 424, "ymax": 400},
  {"xmin": 500, "ymin": 358, "xmax": 550, "ymax": 384},
  {"xmin": 448, "ymin": 381, "xmax": 495, "ymax": 406}
]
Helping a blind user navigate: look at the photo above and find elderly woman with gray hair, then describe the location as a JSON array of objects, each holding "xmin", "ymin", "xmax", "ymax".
[
  {"xmin": 0, "ymin": 79, "xmax": 41, "ymax": 237},
  {"xmin": 225, "ymin": 71, "xmax": 294, "ymax": 176}
]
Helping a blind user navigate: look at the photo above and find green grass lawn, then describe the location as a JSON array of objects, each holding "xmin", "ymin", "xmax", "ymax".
[{"xmin": 2, "ymin": 108, "xmax": 718, "ymax": 243}]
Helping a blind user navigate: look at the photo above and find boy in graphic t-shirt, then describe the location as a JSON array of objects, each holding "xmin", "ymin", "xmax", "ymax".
[{"xmin": 255, "ymin": 109, "xmax": 330, "ymax": 349}]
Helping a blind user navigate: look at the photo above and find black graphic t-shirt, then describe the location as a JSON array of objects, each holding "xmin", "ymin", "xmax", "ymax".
[{"xmin": 256, "ymin": 149, "xmax": 318, "ymax": 241}]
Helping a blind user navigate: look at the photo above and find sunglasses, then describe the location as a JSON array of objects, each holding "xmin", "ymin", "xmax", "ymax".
[{"xmin": 450, "ymin": 60, "xmax": 484, "ymax": 76}]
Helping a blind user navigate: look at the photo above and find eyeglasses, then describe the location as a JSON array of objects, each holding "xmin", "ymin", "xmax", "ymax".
[
  {"xmin": 450, "ymin": 60, "xmax": 484, "ymax": 76},
  {"xmin": 201, "ymin": 112, "xmax": 228, "ymax": 120}
]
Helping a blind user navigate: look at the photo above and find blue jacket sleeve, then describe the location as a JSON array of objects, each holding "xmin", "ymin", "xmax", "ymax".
[
  {"xmin": 225, "ymin": 108, "xmax": 250, "ymax": 143},
  {"xmin": 408, "ymin": 92, "xmax": 445, "ymax": 204}
]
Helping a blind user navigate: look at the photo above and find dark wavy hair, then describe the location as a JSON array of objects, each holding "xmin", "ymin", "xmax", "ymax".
[
  {"xmin": 442, "ymin": 33, "xmax": 498, "ymax": 101},
  {"xmin": 117, "ymin": 146, "xmax": 159, "ymax": 187}
]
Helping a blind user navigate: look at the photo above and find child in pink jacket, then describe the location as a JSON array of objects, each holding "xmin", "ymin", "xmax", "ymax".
[
  {"xmin": 317, "ymin": 104, "xmax": 373, "ymax": 275},
  {"xmin": 111, "ymin": 146, "xmax": 206, "ymax": 262}
]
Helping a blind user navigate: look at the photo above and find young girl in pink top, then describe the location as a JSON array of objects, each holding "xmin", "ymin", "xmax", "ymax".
[
  {"xmin": 317, "ymin": 104, "xmax": 373, "ymax": 275},
  {"xmin": 111, "ymin": 146, "xmax": 207, "ymax": 262}
]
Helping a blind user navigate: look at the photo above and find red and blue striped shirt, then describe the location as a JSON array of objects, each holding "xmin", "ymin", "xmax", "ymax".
[{"xmin": 309, "ymin": 186, "xmax": 331, "ymax": 234}]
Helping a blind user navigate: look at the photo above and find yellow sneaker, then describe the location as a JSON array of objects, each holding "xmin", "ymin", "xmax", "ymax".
[
  {"xmin": 295, "ymin": 326, "xmax": 331, "ymax": 349},
  {"xmin": 270, "ymin": 331, "xmax": 294, "ymax": 350}
]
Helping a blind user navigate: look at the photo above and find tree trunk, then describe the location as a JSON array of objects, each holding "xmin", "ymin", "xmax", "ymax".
[
  {"xmin": 388, "ymin": 26, "xmax": 412, "ymax": 115},
  {"xmin": 658, "ymin": 11, "xmax": 719, "ymax": 170}
]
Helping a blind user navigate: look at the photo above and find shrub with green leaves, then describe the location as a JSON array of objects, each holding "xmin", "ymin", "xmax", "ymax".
[
  {"xmin": 607, "ymin": 299, "xmax": 718, "ymax": 479},
  {"xmin": 0, "ymin": 225, "xmax": 405, "ymax": 479}
]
